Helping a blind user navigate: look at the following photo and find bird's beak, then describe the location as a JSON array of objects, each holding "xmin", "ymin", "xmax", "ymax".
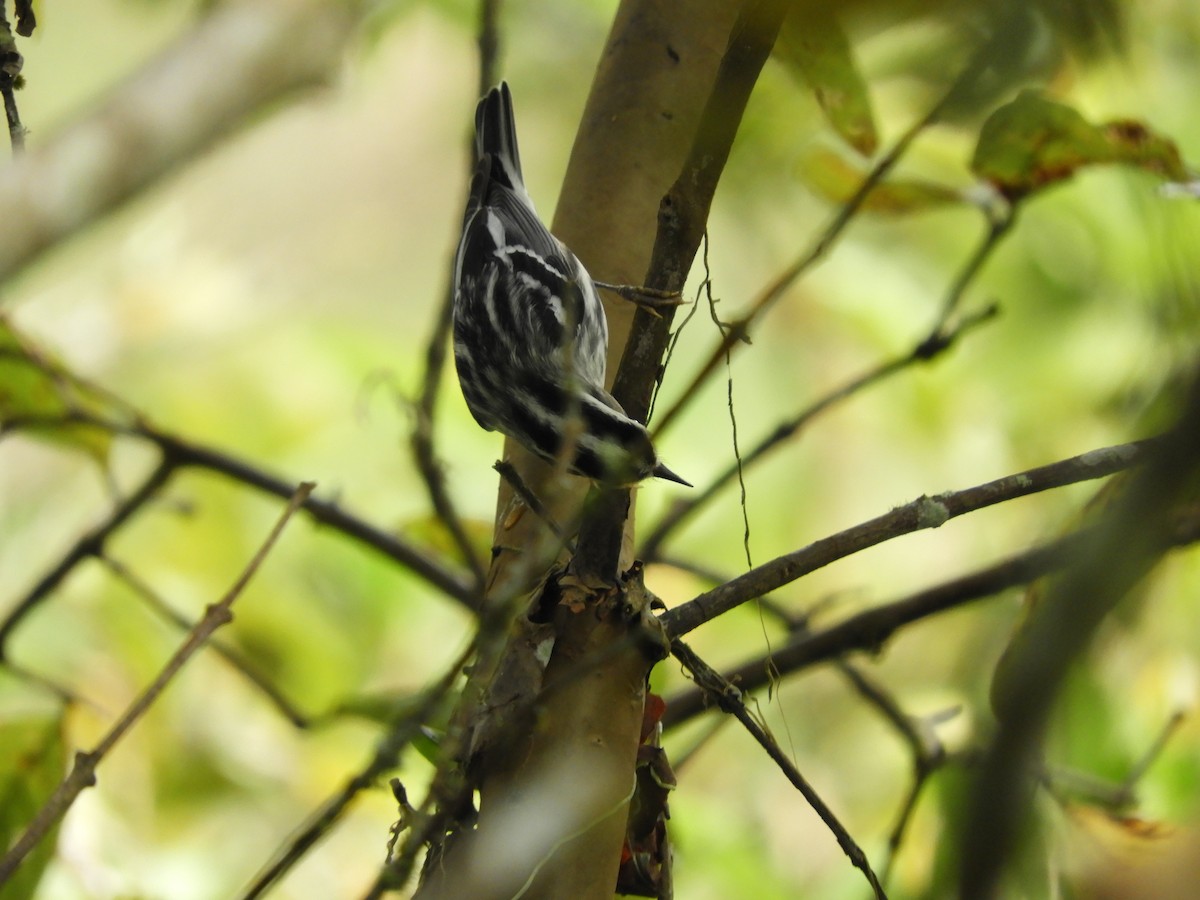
[{"xmin": 652, "ymin": 463, "xmax": 692, "ymax": 487}]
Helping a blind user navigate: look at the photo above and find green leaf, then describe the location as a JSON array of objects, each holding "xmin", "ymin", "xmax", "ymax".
[
  {"xmin": 0, "ymin": 713, "xmax": 67, "ymax": 900},
  {"xmin": 971, "ymin": 90, "xmax": 1190, "ymax": 200},
  {"xmin": 775, "ymin": 8, "xmax": 878, "ymax": 156},
  {"xmin": 0, "ymin": 315, "xmax": 118, "ymax": 464},
  {"xmin": 797, "ymin": 146, "xmax": 963, "ymax": 214}
]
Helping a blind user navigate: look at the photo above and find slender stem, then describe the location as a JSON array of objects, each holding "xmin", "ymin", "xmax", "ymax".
[
  {"xmin": 671, "ymin": 639, "xmax": 888, "ymax": 899},
  {"xmin": 640, "ymin": 305, "xmax": 997, "ymax": 559},
  {"xmin": 650, "ymin": 53, "xmax": 980, "ymax": 440},
  {"xmin": 661, "ymin": 439, "xmax": 1159, "ymax": 638},
  {"xmin": 0, "ymin": 460, "xmax": 175, "ymax": 658},
  {"xmin": 0, "ymin": 483, "xmax": 313, "ymax": 885}
]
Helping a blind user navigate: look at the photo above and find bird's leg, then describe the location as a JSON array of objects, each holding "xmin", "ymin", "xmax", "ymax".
[{"xmin": 594, "ymin": 281, "xmax": 684, "ymax": 316}]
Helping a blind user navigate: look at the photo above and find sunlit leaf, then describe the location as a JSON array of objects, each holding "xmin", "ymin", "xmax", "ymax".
[
  {"xmin": 0, "ymin": 714, "xmax": 66, "ymax": 900},
  {"xmin": 971, "ymin": 90, "xmax": 1190, "ymax": 200},
  {"xmin": 797, "ymin": 146, "xmax": 963, "ymax": 214},
  {"xmin": 776, "ymin": 8, "xmax": 877, "ymax": 156},
  {"xmin": 0, "ymin": 316, "xmax": 118, "ymax": 464}
]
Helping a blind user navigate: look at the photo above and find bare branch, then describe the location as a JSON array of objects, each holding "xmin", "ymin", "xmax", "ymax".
[
  {"xmin": 150, "ymin": 426, "xmax": 479, "ymax": 608},
  {"xmin": 611, "ymin": 0, "xmax": 789, "ymax": 430},
  {"xmin": 671, "ymin": 639, "xmax": 887, "ymax": 899},
  {"xmin": 0, "ymin": 482, "xmax": 314, "ymax": 885},
  {"xmin": 99, "ymin": 554, "xmax": 311, "ymax": 729},
  {"xmin": 0, "ymin": 4, "xmax": 27, "ymax": 154},
  {"xmin": 834, "ymin": 662, "xmax": 953, "ymax": 885},
  {"xmin": 0, "ymin": 0, "xmax": 357, "ymax": 284},
  {"xmin": 959, "ymin": 377, "xmax": 1200, "ymax": 897},
  {"xmin": 476, "ymin": 0, "xmax": 502, "ymax": 97},
  {"xmin": 0, "ymin": 460, "xmax": 174, "ymax": 659},
  {"xmin": 404, "ymin": 0, "xmax": 505, "ymax": 592},
  {"xmin": 926, "ymin": 209, "xmax": 1014, "ymax": 337},
  {"xmin": 640, "ymin": 303, "xmax": 998, "ymax": 559},
  {"xmin": 240, "ymin": 644, "xmax": 471, "ymax": 900},
  {"xmin": 662, "ymin": 504, "xmax": 1200, "ymax": 729},
  {"xmin": 494, "ymin": 460, "xmax": 578, "ymax": 554},
  {"xmin": 1041, "ymin": 710, "xmax": 1186, "ymax": 810},
  {"xmin": 649, "ymin": 48, "xmax": 990, "ymax": 439},
  {"xmin": 661, "ymin": 439, "xmax": 1159, "ymax": 638},
  {"xmin": 0, "ymin": 414, "xmax": 478, "ymax": 658}
]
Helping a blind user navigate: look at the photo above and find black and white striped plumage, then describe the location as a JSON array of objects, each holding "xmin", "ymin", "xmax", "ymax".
[{"xmin": 452, "ymin": 83, "xmax": 688, "ymax": 487}]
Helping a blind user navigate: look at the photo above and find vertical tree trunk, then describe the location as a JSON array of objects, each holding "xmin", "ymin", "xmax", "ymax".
[{"xmin": 415, "ymin": 2, "xmax": 773, "ymax": 897}]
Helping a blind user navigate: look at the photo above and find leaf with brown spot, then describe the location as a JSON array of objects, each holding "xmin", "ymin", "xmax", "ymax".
[{"xmin": 971, "ymin": 90, "xmax": 1190, "ymax": 201}]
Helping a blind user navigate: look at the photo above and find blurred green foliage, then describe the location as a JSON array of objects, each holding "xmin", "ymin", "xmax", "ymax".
[{"xmin": 1, "ymin": 0, "xmax": 1199, "ymax": 898}]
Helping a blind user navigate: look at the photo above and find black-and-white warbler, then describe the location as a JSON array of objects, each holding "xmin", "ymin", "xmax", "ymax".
[{"xmin": 452, "ymin": 82, "xmax": 689, "ymax": 487}]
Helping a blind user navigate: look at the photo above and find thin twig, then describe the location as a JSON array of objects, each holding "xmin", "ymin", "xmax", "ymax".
[
  {"xmin": 0, "ymin": 4, "xmax": 26, "ymax": 153},
  {"xmin": 476, "ymin": 0, "xmax": 501, "ymax": 97},
  {"xmin": 0, "ymin": 460, "xmax": 175, "ymax": 658},
  {"xmin": 493, "ymin": 460, "xmax": 578, "ymax": 554},
  {"xmin": 0, "ymin": 415, "xmax": 479, "ymax": 656},
  {"xmin": 926, "ymin": 208, "xmax": 1014, "ymax": 339},
  {"xmin": 834, "ymin": 662, "xmax": 952, "ymax": 885},
  {"xmin": 661, "ymin": 438, "xmax": 1159, "ymax": 638},
  {"xmin": 403, "ymin": 0, "xmax": 504, "ymax": 593},
  {"xmin": 0, "ymin": 482, "xmax": 314, "ymax": 885},
  {"xmin": 150, "ymin": 426, "xmax": 478, "ymax": 607},
  {"xmin": 650, "ymin": 50, "xmax": 988, "ymax": 439},
  {"xmin": 240, "ymin": 643, "xmax": 472, "ymax": 900},
  {"xmin": 1, "ymin": 73, "xmax": 24, "ymax": 153},
  {"xmin": 700, "ymin": 243, "xmax": 754, "ymax": 569},
  {"xmin": 99, "ymin": 554, "xmax": 311, "ymax": 729},
  {"xmin": 594, "ymin": 280, "xmax": 684, "ymax": 308},
  {"xmin": 1120, "ymin": 709, "xmax": 1186, "ymax": 794},
  {"xmin": 1040, "ymin": 710, "xmax": 1186, "ymax": 811},
  {"xmin": 671, "ymin": 639, "xmax": 888, "ymax": 899},
  {"xmin": 610, "ymin": 0, "xmax": 789, "ymax": 429},
  {"xmin": 410, "ymin": 383, "xmax": 489, "ymax": 590},
  {"xmin": 668, "ymin": 555, "xmax": 952, "ymax": 885},
  {"xmin": 641, "ymin": 304, "xmax": 998, "ymax": 560},
  {"xmin": 661, "ymin": 504, "xmax": 1200, "ymax": 729}
]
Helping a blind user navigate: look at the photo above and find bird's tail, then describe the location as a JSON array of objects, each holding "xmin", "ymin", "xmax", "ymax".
[{"xmin": 475, "ymin": 82, "xmax": 525, "ymax": 193}]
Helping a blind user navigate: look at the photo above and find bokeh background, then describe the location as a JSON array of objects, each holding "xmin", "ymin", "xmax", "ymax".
[{"xmin": 2, "ymin": 0, "xmax": 1200, "ymax": 897}]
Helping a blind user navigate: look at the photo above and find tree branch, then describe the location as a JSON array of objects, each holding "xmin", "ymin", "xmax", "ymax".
[
  {"xmin": 671, "ymin": 638, "xmax": 887, "ymax": 899},
  {"xmin": 0, "ymin": 0, "xmax": 357, "ymax": 284},
  {"xmin": 661, "ymin": 438, "xmax": 1159, "ymax": 638},
  {"xmin": 649, "ymin": 46, "xmax": 990, "ymax": 439},
  {"xmin": 661, "ymin": 503, "xmax": 1200, "ymax": 729},
  {"xmin": 0, "ymin": 414, "xmax": 478, "ymax": 660},
  {"xmin": 404, "ymin": 0, "xmax": 505, "ymax": 593},
  {"xmin": 98, "ymin": 553, "xmax": 311, "ymax": 729},
  {"xmin": 0, "ymin": 459, "xmax": 174, "ymax": 659},
  {"xmin": 0, "ymin": 482, "xmax": 313, "ymax": 886},
  {"xmin": 0, "ymin": 2, "xmax": 28, "ymax": 154},
  {"xmin": 958, "ymin": 375, "xmax": 1200, "ymax": 897},
  {"xmin": 640, "ymin": 303, "xmax": 998, "ymax": 559},
  {"xmin": 240, "ymin": 644, "xmax": 472, "ymax": 900}
]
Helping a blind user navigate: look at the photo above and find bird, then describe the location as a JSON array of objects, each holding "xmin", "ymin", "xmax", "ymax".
[{"xmin": 451, "ymin": 82, "xmax": 689, "ymax": 487}]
